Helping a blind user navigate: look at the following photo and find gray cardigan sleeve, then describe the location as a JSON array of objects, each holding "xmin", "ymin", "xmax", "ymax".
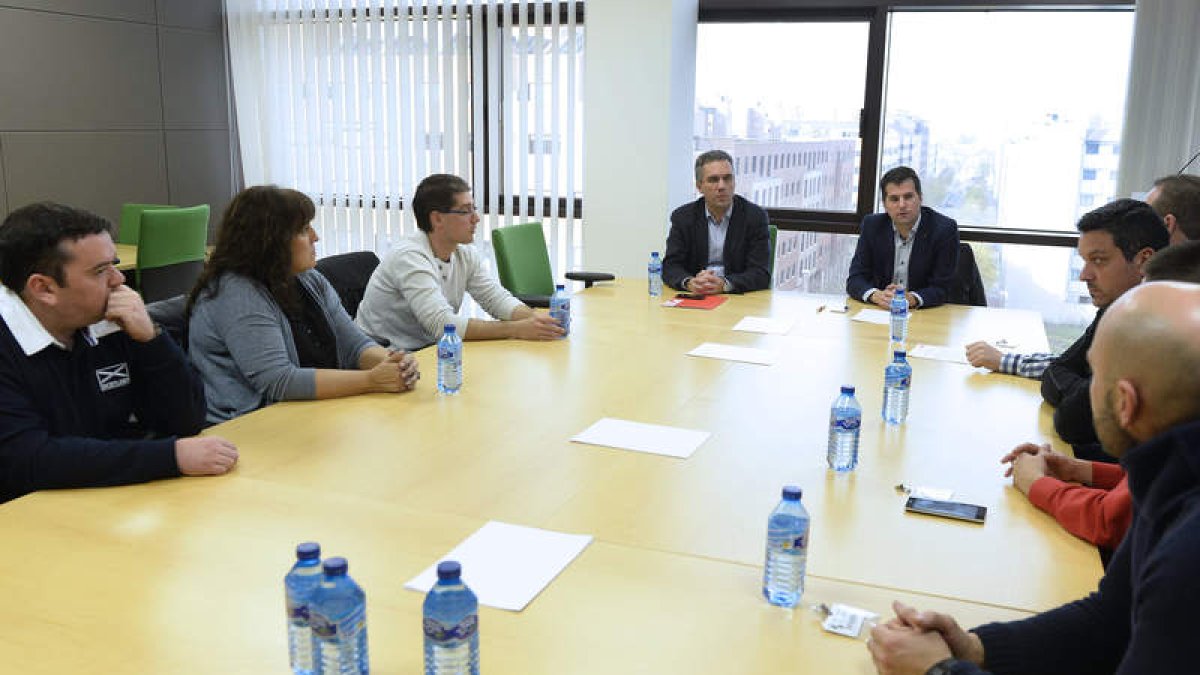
[{"xmin": 191, "ymin": 274, "xmax": 317, "ymax": 402}]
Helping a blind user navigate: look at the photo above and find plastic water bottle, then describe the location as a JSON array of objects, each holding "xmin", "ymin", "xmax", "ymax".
[
  {"xmin": 762, "ymin": 485, "xmax": 810, "ymax": 608},
  {"xmin": 285, "ymin": 542, "xmax": 322, "ymax": 675},
  {"xmin": 423, "ymin": 560, "xmax": 480, "ymax": 675},
  {"xmin": 437, "ymin": 324, "xmax": 462, "ymax": 394},
  {"xmin": 882, "ymin": 350, "xmax": 912, "ymax": 425},
  {"xmin": 648, "ymin": 252, "xmax": 663, "ymax": 297},
  {"xmin": 309, "ymin": 557, "xmax": 369, "ymax": 675},
  {"xmin": 827, "ymin": 385, "xmax": 862, "ymax": 472},
  {"xmin": 890, "ymin": 288, "xmax": 909, "ymax": 345},
  {"xmin": 549, "ymin": 284, "xmax": 571, "ymax": 337}
]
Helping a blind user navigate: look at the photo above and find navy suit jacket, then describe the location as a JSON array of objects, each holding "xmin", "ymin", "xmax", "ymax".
[
  {"xmin": 662, "ymin": 195, "xmax": 770, "ymax": 293},
  {"xmin": 845, "ymin": 206, "xmax": 959, "ymax": 308}
]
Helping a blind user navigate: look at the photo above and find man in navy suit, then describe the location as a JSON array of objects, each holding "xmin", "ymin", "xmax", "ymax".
[
  {"xmin": 846, "ymin": 166, "xmax": 960, "ymax": 309},
  {"xmin": 663, "ymin": 150, "xmax": 771, "ymax": 295}
]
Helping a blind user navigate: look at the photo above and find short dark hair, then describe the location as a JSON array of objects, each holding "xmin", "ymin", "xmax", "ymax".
[
  {"xmin": 0, "ymin": 202, "xmax": 112, "ymax": 292},
  {"xmin": 187, "ymin": 185, "xmax": 315, "ymax": 316},
  {"xmin": 880, "ymin": 166, "xmax": 922, "ymax": 198},
  {"xmin": 412, "ymin": 174, "xmax": 472, "ymax": 233},
  {"xmin": 1076, "ymin": 198, "xmax": 1169, "ymax": 261},
  {"xmin": 694, "ymin": 150, "xmax": 734, "ymax": 182},
  {"xmin": 1151, "ymin": 174, "xmax": 1200, "ymax": 240},
  {"xmin": 1145, "ymin": 240, "xmax": 1200, "ymax": 284}
]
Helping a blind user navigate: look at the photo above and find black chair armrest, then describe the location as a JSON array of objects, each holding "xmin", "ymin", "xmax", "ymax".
[
  {"xmin": 518, "ymin": 294, "xmax": 551, "ymax": 308},
  {"xmin": 565, "ymin": 271, "xmax": 615, "ymax": 288}
]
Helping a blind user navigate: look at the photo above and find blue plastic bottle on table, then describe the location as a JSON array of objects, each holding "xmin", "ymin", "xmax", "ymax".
[
  {"xmin": 309, "ymin": 557, "xmax": 369, "ymax": 675},
  {"xmin": 285, "ymin": 542, "xmax": 322, "ymax": 675},
  {"xmin": 549, "ymin": 284, "xmax": 571, "ymax": 337},
  {"xmin": 827, "ymin": 385, "xmax": 862, "ymax": 472},
  {"xmin": 423, "ymin": 560, "xmax": 480, "ymax": 675},
  {"xmin": 882, "ymin": 350, "xmax": 912, "ymax": 425},
  {"xmin": 648, "ymin": 252, "xmax": 663, "ymax": 297},
  {"xmin": 437, "ymin": 324, "xmax": 462, "ymax": 395},
  {"xmin": 890, "ymin": 288, "xmax": 909, "ymax": 346},
  {"xmin": 762, "ymin": 485, "xmax": 810, "ymax": 607}
]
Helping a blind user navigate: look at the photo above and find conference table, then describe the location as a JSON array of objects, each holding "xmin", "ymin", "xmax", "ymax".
[{"xmin": 0, "ymin": 280, "xmax": 1102, "ymax": 673}]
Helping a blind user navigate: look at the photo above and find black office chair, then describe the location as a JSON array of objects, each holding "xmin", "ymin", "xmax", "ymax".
[
  {"xmin": 947, "ymin": 242, "xmax": 987, "ymax": 306},
  {"xmin": 315, "ymin": 251, "xmax": 381, "ymax": 319},
  {"xmin": 146, "ymin": 295, "xmax": 189, "ymax": 351}
]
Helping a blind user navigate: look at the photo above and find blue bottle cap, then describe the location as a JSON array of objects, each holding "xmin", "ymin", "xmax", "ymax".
[
  {"xmin": 782, "ymin": 485, "xmax": 802, "ymax": 501},
  {"xmin": 437, "ymin": 560, "xmax": 462, "ymax": 580},
  {"xmin": 555, "ymin": 284, "xmax": 565, "ymax": 291},
  {"xmin": 296, "ymin": 542, "xmax": 321, "ymax": 560},
  {"xmin": 443, "ymin": 324, "xmax": 456, "ymax": 334},
  {"xmin": 322, "ymin": 557, "xmax": 348, "ymax": 576},
  {"xmin": 894, "ymin": 350, "xmax": 906, "ymax": 359},
  {"xmin": 652, "ymin": 251, "xmax": 659, "ymax": 256},
  {"xmin": 840, "ymin": 385, "xmax": 855, "ymax": 394}
]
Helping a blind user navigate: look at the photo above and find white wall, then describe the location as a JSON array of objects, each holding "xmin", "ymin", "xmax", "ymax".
[{"xmin": 583, "ymin": 0, "xmax": 698, "ymax": 277}]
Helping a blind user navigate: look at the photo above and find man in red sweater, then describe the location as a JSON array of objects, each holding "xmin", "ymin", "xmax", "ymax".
[
  {"xmin": 998, "ymin": 241, "xmax": 1200, "ymax": 552},
  {"xmin": 1001, "ymin": 443, "xmax": 1130, "ymax": 550}
]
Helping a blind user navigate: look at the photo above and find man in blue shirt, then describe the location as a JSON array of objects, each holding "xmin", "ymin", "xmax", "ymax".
[
  {"xmin": 846, "ymin": 166, "xmax": 960, "ymax": 309},
  {"xmin": 663, "ymin": 150, "xmax": 771, "ymax": 295},
  {"xmin": 0, "ymin": 202, "xmax": 238, "ymax": 503}
]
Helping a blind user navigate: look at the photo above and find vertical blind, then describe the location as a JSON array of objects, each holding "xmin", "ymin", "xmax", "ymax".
[{"xmin": 224, "ymin": 0, "xmax": 584, "ymax": 278}]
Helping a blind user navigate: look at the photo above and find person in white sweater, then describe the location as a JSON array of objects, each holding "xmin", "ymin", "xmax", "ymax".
[{"xmin": 356, "ymin": 174, "xmax": 563, "ymax": 351}]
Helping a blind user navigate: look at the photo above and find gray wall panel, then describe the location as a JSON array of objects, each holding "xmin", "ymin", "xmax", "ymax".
[
  {"xmin": 165, "ymin": 130, "xmax": 233, "ymax": 239},
  {"xmin": 2, "ymin": 132, "xmax": 168, "ymax": 227},
  {"xmin": 0, "ymin": 1, "xmax": 156, "ymax": 23},
  {"xmin": 160, "ymin": 27, "xmax": 229, "ymax": 129},
  {"xmin": 0, "ymin": 9, "xmax": 162, "ymax": 130},
  {"xmin": 157, "ymin": 0, "xmax": 223, "ymax": 32}
]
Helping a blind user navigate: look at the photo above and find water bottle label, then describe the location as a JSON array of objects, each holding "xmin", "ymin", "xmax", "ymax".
[
  {"xmin": 834, "ymin": 417, "xmax": 861, "ymax": 431},
  {"xmin": 886, "ymin": 375, "xmax": 911, "ymax": 388},
  {"xmin": 423, "ymin": 614, "xmax": 478, "ymax": 642},
  {"xmin": 783, "ymin": 533, "xmax": 807, "ymax": 551},
  {"xmin": 310, "ymin": 606, "xmax": 365, "ymax": 639},
  {"xmin": 438, "ymin": 345, "xmax": 456, "ymax": 360},
  {"xmin": 310, "ymin": 612, "xmax": 337, "ymax": 638},
  {"xmin": 287, "ymin": 598, "xmax": 311, "ymax": 623}
]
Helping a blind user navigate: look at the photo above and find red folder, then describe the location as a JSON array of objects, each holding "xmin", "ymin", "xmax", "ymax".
[{"xmin": 664, "ymin": 294, "xmax": 727, "ymax": 310}]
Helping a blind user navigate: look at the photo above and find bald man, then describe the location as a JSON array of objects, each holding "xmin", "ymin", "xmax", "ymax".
[{"xmin": 867, "ymin": 281, "xmax": 1200, "ymax": 675}]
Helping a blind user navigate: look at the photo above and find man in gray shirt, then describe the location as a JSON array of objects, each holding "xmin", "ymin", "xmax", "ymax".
[{"xmin": 356, "ymin": 174, "xmax": 564, "ymax": 351}]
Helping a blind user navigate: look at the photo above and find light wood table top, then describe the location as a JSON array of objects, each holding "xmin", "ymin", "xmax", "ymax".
[
  {"xmin": 0, "ymin": 478, "xmax": 1032, "ymax": 674},
  {"xmin": 115, "ymin": 243, "xmax": 137, "ymax": 271},
  {"xmin": 0, "ymin": 279, "xmax": 1099, "ymax": 672},
  {"xmin": 206, "ymin": 280, "xmax": 1098, "ymax": 611}
]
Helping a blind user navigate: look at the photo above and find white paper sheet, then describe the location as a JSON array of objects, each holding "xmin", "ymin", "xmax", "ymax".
[
  {"xmin": 686, "ymin": 342, "xmax": 776, "ymax": 365},
  {"xmin": 851, "ymin": 308, "xmax": 892, "ymax": 325},
  {"xmin": 732, "ymin": 316, "xmax": 795, "ymax": 335},
  {"xmin": 404, "ymin": 521, "xmax": 593, "ymax": 611},
  {"xmin": 571, "ymin": 418, "xmax": 710, "ymax": 459},
  {"xmin": 909, "ymin": 344, "xmax": 969, "ymax": 364}
]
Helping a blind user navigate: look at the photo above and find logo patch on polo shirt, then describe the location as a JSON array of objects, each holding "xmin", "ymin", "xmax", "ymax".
[{"xmin": 96, "ymin": 362, "xmax": 131, "ymax": 392}]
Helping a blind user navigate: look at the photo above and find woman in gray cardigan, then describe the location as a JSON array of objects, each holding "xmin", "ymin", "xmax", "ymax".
[{"xmin": 187, "ymin": 186, "xmax": 419, "ymax": 423}]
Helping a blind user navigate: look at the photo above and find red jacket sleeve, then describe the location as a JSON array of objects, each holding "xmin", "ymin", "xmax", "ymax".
[{"xmin": 1027, "ymin": 475, "xmax": 1133, "ymax": 550}]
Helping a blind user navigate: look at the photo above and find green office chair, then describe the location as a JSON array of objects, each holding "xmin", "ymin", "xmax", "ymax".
[
  {"xmin": 136, "ymin": 205, "xmax": 210, "ymax": 303},
  {"xmin": 491, "ymin": 222, "xmax": 613, "ymax": 307},
  {"xmin": 768, "ymin": 223, "xmax": 778, "ymax": 285},
  {"xmin": 118, "ymin": 202, "xmax": 174, "ymax": 246}
]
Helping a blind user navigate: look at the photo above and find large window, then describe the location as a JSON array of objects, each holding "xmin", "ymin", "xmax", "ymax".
[
  {"xmin": 699, "ymin": 3, "xmax": 1133, "ymax": 338},
  {"xmin": 226, "ymin": 1, "xmax": 585, "ymax": 276},
  {"xmin": 695, "ymin": 22, "xmax": 868, "ymax": 212},
  {"xmin": 884, "ymin": 11, "xmax": 1134, "ymax": 233}
]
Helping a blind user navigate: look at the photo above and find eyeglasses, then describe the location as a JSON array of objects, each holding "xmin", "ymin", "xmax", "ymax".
[{"xmin": 438, "ymin": 206, "xmax": 477, "ymax": 216}]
